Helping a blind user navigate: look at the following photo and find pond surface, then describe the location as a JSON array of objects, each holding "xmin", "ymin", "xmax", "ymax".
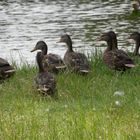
[{"xmin": 0, "ymin": 0, "xmax": 140, "ymax": 65}]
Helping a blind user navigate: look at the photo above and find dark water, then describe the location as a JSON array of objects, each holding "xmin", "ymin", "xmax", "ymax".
[{"xmin": 0, "ymin": 0, "xmax": 139, "ymax": 65}]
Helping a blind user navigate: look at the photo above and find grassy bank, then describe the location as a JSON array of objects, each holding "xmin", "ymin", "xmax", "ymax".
[{"xmin": 0, "ymin": 54, "xmax": 140, "ymax": 140}]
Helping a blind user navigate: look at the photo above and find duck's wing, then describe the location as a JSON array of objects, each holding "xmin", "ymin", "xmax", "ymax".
[
  {"xmin": 117, "ymin": 50, "xmax": 130, "ymax": 57},
  {"xmin": 43, "ymin": 54, "xmax": 66, "ymax": 73},
  {"xmin": 104, "ymin": 50, "xmax": 135, "ymax": 70},
  {"xmin": 114, "ymin": 50, "xmax": 134, "ymax": 66},
  {"xmin": 46, "ymin": 53, "xmax": 64, "ymax": 65},
  {"xmin": 64, "ymin": 52, "xmax": 90, "ymax": 73}
]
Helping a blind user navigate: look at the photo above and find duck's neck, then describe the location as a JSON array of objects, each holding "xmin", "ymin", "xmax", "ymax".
[
  {"xmin": 42, "ymin": 45, "xmax": 48, "ymax": 55},
  {"xmin": 112, "ymin": 38, "xmax": 118, "ymax": 50},
  {"xmin": 134, "ymin": 41, "xmax": 140, "ymax": 55},
  {"xmin": 66, "ymin": 38, "xmax": 73, "ymax": 52},
  {"xmin": 105, "ymin": 41, "xmax": 113, "ymax": 51},
  {"xmin": 36, "ymin": 53, "xmax": 45, "ymax": 73}
]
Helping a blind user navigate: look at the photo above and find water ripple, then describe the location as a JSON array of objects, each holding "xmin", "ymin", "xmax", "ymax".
[{"xmin": 0, "ymin": 0, "xmax": 139, "ymax": 65}]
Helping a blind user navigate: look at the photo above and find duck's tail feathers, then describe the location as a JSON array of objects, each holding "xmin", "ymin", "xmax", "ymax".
[
  {"xmin": 5, "ymin": 69, "xmax": 15, "ymax": 74},
  {"xmin": 125, "ymin": 64, "xmax": 135, "ymax": 68},
  {"xmin": 79, "ymin": 69, "xmax": 90, "ymax": 73},
  {"xmin": 56, "ymin": 65, "xmax": 67, "ymax": 69}
]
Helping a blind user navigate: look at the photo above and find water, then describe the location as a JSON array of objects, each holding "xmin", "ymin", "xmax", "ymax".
[{"xmin": 0, "ymin": 0, "xmax": 139, "ymax": 66}]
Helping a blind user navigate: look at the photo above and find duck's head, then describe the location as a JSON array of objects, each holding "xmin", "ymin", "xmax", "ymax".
[
  {"xmin": 57, "ymin": 34, "xmax": 72, "ymax": 44},
  {"xmin": 129, "ymin": 32, "xmax": 140, "ymax": 42},
  {"xmin": 131, "ymin": 0, "xmax": 139, "ymax": 12},
  {"xmin": 108, "ymin": 31, "xmax": 117, "ymax": 40},
  {"xmin": 31, "ymin": 41, "xmax": 48, "ymax": 54},
  {"xmin": 98, "ymin": 32, "xmax": 112, "ymax": 42},
  {"xmin": 97, "ymin": 32, "xmax": 113, "ymax": 50},
  {"xmin": 57, "ymin": 34, "xmax": 73, "ymax": 51}
]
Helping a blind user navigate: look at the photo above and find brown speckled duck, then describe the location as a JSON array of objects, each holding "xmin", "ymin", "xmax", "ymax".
[
  {"xmin": 128, "ymin": 32, "xmax": 140, "ymax": 56},
  {"xmin": 31, "ymin": 41, "xmax": 65, "ymax": 73},
  {"xmin": 57, "ymin": 34, "xmax": 90, "ymax": 74},
  {"xmin": 34, "ymin": 51, "xmax": 56, "ymax": 96},
  {"xmin": 0, "ymin": 58, "xmax": 15, "ymax": 80},
  {"xmin": 98, "ymin": 32, "xmax": 135, "ymax": 71}
]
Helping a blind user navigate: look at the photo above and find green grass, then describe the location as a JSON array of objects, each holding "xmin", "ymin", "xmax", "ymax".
[
  {"xmin": 0, "ymin": 54, "xmax": 140, "ymax": 140},
  {"xmin": 119, "ymin": 10, "xmax": 140, "ymax": 21}
]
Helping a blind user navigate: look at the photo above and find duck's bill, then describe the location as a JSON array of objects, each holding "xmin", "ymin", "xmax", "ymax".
[
  {"xmin": 56, "ymin": 38, "xmax": 62, "ymax": 43},
  {"xmin": 95, "ymin": 33, "xmax": 103, "ymax": 41},
  {"xmin": 30, "ymin": 48, "xmax": 36, "ymax": 52},
  {"xmin": 127, "ymin": 36, "xmax": 135, "ymax": 43},
  {"xmin": 96, "ymin": 32, "xmax": 108, "ymax": 41},
  {"xmin": 96, "ymin": 36, "xmax": 102, "ymax": 41},
  {"xmin": 127, "ymin": 35, "xmax": 132, "ymax": 39}
]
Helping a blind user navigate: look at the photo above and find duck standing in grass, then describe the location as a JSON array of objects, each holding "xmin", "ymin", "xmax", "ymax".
[
  {"xmin": 31, "ymin": 41, "xmax": 65, "ymax": 73},
  {"xmin": 34, "ymin": 51, "xmax": 56, "ymax": 96},
  {"xmin": 128, "ymin": 32, "xmax": 140, "ymax": 56},
  {"xmin": 0, "ymin": 58, "xmax": 15, "ymax": 80},
  {"xmin": 98, "ymin": 31, "xmax": 135, "ymax": 71},
  {"xmin": 57, "ymin": 34, "xmax": 90, "ymax": 74}
]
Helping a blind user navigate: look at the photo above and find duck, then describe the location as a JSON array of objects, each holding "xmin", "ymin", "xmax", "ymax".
[
  {"xmin": 131, "ymin": 0, "xmax": 139, "ymax": 12},
  {"xmin": 34, "ymin": 51, "xmax": 56, "ymax": 96},
  {"xmin": 98, "ymin": 31, "xmax": 135, "ymax": 71},
  {"xmin": 128, "ymin": 32, "xmax": 140, "ymax": 56},
  {"xmin": 0, "ymin": 58, "xmax": 15, "ymax": 80},
  {"xmin": 31, "ymin": 41, "xmax": 65, "ymax": 74},
  {"xmin": 57, "ymin": 34, "xmax": 90, "ymax": 74}
]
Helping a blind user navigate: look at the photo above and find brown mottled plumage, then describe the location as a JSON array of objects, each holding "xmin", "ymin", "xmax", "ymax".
[
  {"xmin": 35, "ymin": 52, "xmax": 56, "ymax": 96},
  {"xmin": 0, "ymin": 58, "xmax": 15, "ymax": 80},
  {"xmin": 57, "ymin": 34, "xmax": 90, "ymax": 74},
  {"xmin": 31, "ymin": 41, "xmax": 65, "ymax": 73},
  {"xmin": 98, "ymin": 32, "xmax": 135, "ymax": 71},
  {"xmin": 128, "ymin": 32, "xmax": 140, "ymax": 56}
]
